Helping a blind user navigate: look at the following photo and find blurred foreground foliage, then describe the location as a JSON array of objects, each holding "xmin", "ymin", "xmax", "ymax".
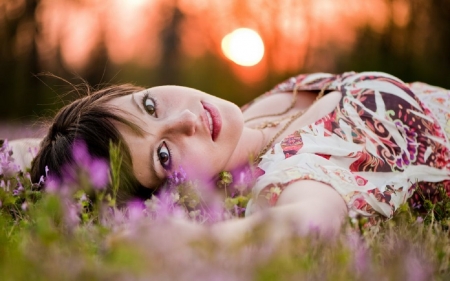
[{"xmin": 2, "ymin": 140, "xmax": 450, "ymax": 281}]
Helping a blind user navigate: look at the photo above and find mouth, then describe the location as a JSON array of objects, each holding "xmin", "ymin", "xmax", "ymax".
[{"xmin": 201, "ymin": 101, "xmax": 222, "ymax": 141}]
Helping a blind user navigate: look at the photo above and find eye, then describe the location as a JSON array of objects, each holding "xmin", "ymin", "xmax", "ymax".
[
  {"xmin": 142, "ymin": 93, "xmax": 157, "ymax": 117},
  {"xmin": 157, "ymin": 142, "xmax": 172, "ymax": 170}
]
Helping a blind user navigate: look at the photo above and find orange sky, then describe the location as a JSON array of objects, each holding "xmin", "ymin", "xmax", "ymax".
[{"xmin": 34, "ymin": 0, "xmax": 407, "ymax": 82}]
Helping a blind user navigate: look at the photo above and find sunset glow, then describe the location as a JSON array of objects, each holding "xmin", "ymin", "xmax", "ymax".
[
  {"xmin": 35, "ymin": 0, "xmax": 399, "ymax": 82},
  {"xmin": 221, "ymin": 28, "xmax": 265, "ymax": 67}
]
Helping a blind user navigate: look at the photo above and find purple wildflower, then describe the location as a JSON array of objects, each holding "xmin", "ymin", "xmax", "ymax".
[
  {"xmin": 412, "ymin": 202, "xmax": 422, "ymax": 209},
  {"xmin": 155, "ymin": 190, "xmax": 178, "ymax": 218},
  {"xmin": 405, "ymin": 251, "xmax": 432, "ymax": 281},
  {"xmin": 146, "ymin": 189, "xmax": 187, "ymax": 220},
  {"xmin": 25, "ymin": 173, "xmax": 31, "ymax": 183},
  {"xmin": 127, "ymin": 200, "xmax": 146, "ymax": 222},
  {"xmin": 0, "ymin": 139, "xmax": 20, "ymax": 176},
  {"xmin": 72, "ymin": 140, "xmax": 91, "ymax": 168},
  {"xmin": 202, "ymin": 201, "xmax": 224, "ymax": 223},
  {"xmin": 39, "ymin": 175, "xmax": 45, "ymax": 185},
  {"xmin": 44, "ymin": 177, "xmax": 60, "ymax": 193},
  {"xmin": 233, "ymin": 205, "xmax": 246, "ymax": 216},
  {"xmin": 71, "ymin": 140, "xmax": 110, "ymax": 189},
  {"xmin": 28, "ymin": 146, "xmax": 39, "ymax": 158},
  {"xmin": 347, "ymin": 232, "xmax": 370, "ymax": 275},
  {"xmin": 13, "ymin": 185, "xmax": 24, "ymax": 196},
  {"xmin": 88, "ymin": 158, "xmax": 109, "ymax": 190},
  {"xmin": 164, "ymin": 167, "xmax": 187, "ymax": 188},
  {"xmin": 79, "ymin": 193, "xmax": 88, "ymax": 203},
  {"xmin": 64, "ymin": 201, "xmax": 81, "ymax": 228},
  {"xmin": 353, "ymin": 243, "xmax": 369, "ymax": 274}
]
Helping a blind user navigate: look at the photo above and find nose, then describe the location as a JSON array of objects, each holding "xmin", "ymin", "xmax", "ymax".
[{"xmin": 164, "ymin": 109, "xmax": 196, "ymax": 136}]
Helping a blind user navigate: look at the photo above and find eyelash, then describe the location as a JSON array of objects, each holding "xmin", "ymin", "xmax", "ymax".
[
  {"xmin": 157, "ymin": 142, "xmax": 172, "ymax": 170},
  {"xmin": 141, "ymin": 93, "xmax": 172, "ymax": 171},
  {"xmin": 141, "ymin": 93, "xmax": 158, "ymax": 117}
]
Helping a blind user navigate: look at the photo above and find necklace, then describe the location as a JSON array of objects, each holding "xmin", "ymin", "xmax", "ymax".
[
  {"xmin": 253, "ymin": 114, "xmax": 294, "ymax": 130},
  {"xmin": 253, "ymin": 110, "xmax": 305, "ymax": 163},
  {"xmin": 247, "ymin": 82, "xmax": 331, "ymax": 164}
]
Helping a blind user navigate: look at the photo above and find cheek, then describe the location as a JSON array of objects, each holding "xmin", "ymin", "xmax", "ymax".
[{"xmin": 178, "ymin": 152, "xmax": 219, "ymax": 182}]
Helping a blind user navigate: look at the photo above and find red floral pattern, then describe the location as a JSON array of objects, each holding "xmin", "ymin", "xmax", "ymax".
[{"xmin": 245, "ymin": 72, "xmax": 450, "ymax": 224}]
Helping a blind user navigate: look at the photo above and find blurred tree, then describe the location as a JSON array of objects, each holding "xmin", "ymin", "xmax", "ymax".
[
  {"xmin": 40, "ymin": 1, "xmax": 111, "ymax": 98},
  {"xmin": 0, "ymin": 0, "xmax": 41, "ymax": 119},
  {"xmin": 158, "ymin": 0, "xmax": 184, "ymax": 85},
  {"xmin": 0, "ymin": 0, "xmax": 114, "ymax": 120},
  {"xmin": 82, "ymin": 33, "xmax": 110, "ymax": 88},
  {"xmin": 2, "ymin": 0, "xmax": 450, "ymax": 121},
  {"xmin": 336, "ymin": 0, "xmax": 450, "ymax": 87},
  {"xmin": 427, "ymin": 0, "xmax": 450, "ymax": 86}
]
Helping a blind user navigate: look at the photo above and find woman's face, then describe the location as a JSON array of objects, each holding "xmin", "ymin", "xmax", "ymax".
[{"xmin": 107, "ymin": 86, "xmax": 244, "ymax": 189}]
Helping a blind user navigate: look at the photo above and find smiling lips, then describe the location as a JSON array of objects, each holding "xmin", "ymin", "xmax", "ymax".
[
  {"xmin": 205, "ymin": 110, "xmax": 213, "ymax": 134},
  {"xmin": 202, "ymin": 101, "xmax": 222, "ymax": 141}
]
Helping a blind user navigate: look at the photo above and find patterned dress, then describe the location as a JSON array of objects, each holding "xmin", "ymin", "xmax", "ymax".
[{"xmin": 244, "ymin": 72, "xmax": 450, "ymax": 225}]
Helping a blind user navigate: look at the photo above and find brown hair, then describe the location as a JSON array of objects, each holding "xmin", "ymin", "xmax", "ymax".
[{"xmin": 30, "ymin": 84, "xmax": 154, "ymax": 204}]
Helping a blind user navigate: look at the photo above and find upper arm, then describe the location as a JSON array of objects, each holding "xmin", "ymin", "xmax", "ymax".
[
  {"xmin": 210, "ymin": 180, "xmax": 348, "ymax": 242},
  {"xmin": 273, "ymin": 180, "xmax": 348, "ymax": 235},
  {"xmin": 276, "ymin": 180, "xmax": 346, "ymax": 208}
]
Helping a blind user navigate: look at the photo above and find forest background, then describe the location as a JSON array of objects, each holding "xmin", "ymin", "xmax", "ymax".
[{"xmin": 1, "ymin": 0, "xmax": 449, "ymax": 128}]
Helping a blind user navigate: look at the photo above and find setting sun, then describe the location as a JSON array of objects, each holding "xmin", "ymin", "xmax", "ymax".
[{"xmin": 221, "ymin": 28, "xmax": 264, "ymax": 66}]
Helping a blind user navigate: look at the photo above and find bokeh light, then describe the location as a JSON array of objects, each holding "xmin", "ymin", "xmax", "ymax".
[{"xmin": 221, "ymin": 28, "xmax": 265, "ymax": 67}]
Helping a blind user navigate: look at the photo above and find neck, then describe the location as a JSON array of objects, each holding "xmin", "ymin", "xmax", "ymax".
[{"xmin": 223, "ymin": 126, "xmax": 265, "ymax": 172}]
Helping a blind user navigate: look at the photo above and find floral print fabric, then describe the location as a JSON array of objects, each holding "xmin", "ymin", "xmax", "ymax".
[{"xmin": 245, "ymin": 72, "xmax": 450, "ymax": 224}]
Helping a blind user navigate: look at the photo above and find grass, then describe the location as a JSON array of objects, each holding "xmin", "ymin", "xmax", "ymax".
[{"xmin": 1, "ymin": 139, "xmax": 450, "ymax": 280}]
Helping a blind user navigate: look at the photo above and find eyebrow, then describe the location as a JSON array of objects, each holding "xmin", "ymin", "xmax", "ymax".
[
  {"xmin": 131, "ymin": 93, "xmax": 146, "ymax": 114},
  {"xmin": 130, "ymin": 93, "xmax": 160, "ymax": 187}
]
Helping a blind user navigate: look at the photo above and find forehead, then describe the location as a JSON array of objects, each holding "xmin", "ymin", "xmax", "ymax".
[
  {"xmin": 137, "ymin": 85, "xmax": 207, "ymax": 98},
  {"xmin": 107, "ymin": 93, "xmax": 145, "ymax": 127},
  {"xmin": 109, "ymin": 86, "xmax": 197, "ymax": 104}
]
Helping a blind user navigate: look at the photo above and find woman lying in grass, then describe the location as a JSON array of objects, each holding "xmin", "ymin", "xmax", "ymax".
[{"xmin": 25, "ymin": 71, "xmax": 450, "ymax": 237}]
